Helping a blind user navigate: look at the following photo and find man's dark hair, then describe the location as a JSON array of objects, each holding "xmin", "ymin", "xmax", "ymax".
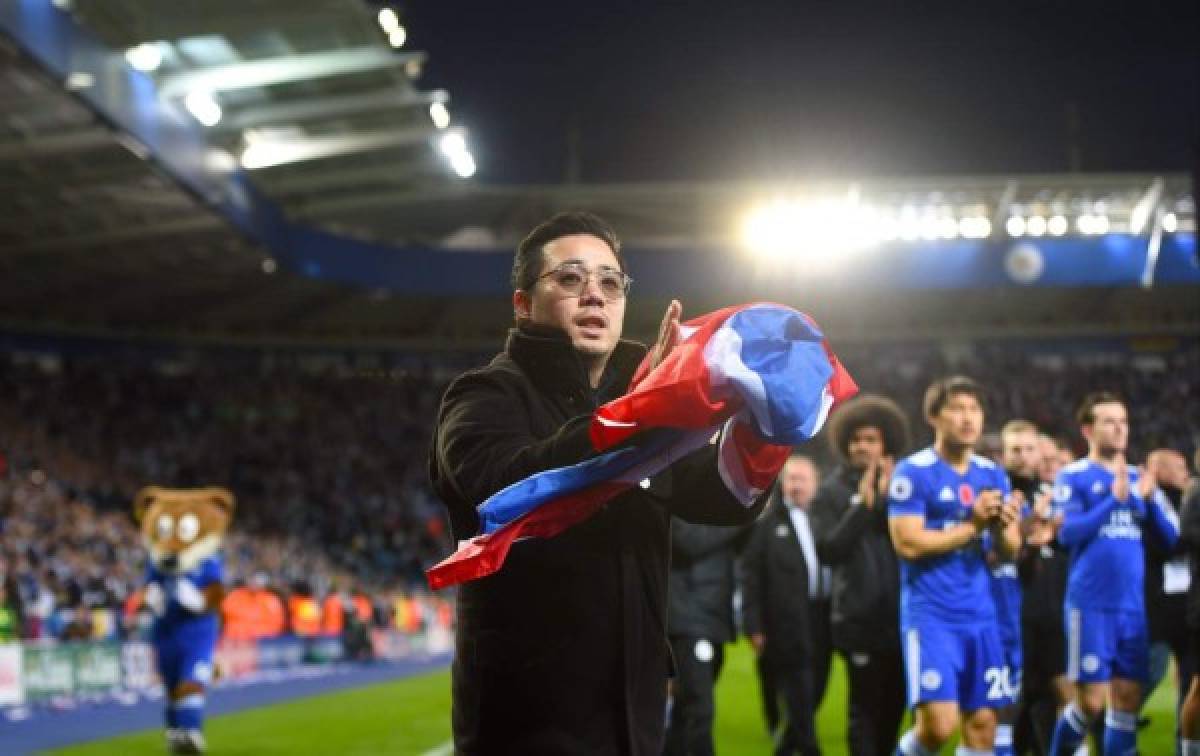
[
  {"xmin": 827, "ymin": 394, "xmax": 910, "ymax": 461},
  {"xmin": 1076, "ymin": 391, "xmax": 1125, "ymax": 426},
  {"xmin": 511, "ymin": 211, "xmax": 624, "ymax": 291},
  {"xmin": 922, "ymin": 375, "xmax": 985, "ymax": 419}
]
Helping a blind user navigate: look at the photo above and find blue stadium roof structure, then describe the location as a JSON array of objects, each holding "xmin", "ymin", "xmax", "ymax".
[{"xmin": 0, "ymin": 0, "xmax": 1196, "ymax": 348}]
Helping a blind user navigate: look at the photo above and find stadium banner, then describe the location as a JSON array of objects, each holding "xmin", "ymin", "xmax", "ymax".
[
  {"xmin": 214, "ymin": 638, "xmax": 259, "ymax": 679},
  {"xmin": 0, "ymin": 643, "xmax": 23, "ymax": 706},
  {"xmin": 21, "ymin": 643, "xmax": 74, "ymax": 701},
  {"xmin": 306, "ymin": 636, "xmax": 345, "ymax": 664},
  {"xmin": 73, "ymin": 642, "xmax": 122, "ymax": 696},
  {"xmin": 120, "ymin": 641, "xmax": 158, "ymax": 691},
  {"xmin": 256, "ymin": 636, "xmax": 306, "ymax": 670}
]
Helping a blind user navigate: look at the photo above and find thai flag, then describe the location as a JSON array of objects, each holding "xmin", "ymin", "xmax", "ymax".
[{"xmin": 426, "ymin": 303, "xmax": 857, "ymax": 590}]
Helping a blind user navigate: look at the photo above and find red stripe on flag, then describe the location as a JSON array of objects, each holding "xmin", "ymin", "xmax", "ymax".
[{"xmin": 426, "ymin": 480, "xmax": 632, "ymax": 590}]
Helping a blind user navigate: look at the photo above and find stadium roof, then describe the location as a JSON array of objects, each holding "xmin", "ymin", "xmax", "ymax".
[{"xmin": 0, "ymin": 1, "xmax": 1196, "ymax": 349}]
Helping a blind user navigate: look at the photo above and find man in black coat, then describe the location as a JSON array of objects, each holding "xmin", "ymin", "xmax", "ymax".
[
  {"xmin": 743, "ymin": 454, "xmax": 826, "ymax": 756},
  {"xmin": 429, "ymin": 211, "xmax": 769, "ymax": 755},
  {"xmin": 664, "ymin": 518, "xmax": 750, "ymax": 755},
  {"xmin": 809, "ymin": 394, "xmax": 910, "ymax": 756}
]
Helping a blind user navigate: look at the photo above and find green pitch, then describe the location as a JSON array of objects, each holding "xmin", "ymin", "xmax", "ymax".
[{"xmin": 54, "ymin": 641, "xmax": 1181, "ymax": 755}]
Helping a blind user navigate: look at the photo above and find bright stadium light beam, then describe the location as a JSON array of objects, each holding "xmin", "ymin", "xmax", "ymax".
[
  {"xmin": 740, "ymin": 197, "xmax": 883, "ymax": 267},
  {"xmin": 125, "ymin": 42, "xmax": 163, "ymax": 73},
  {"xmin": 1026, "ymin": 215, "xmax": 1047, "ymax": 237},
  {"xmin": 450, "ymin": 149, "xmax": 476, "ymax": 178},
  {"xmin": 429, "ymin": 101, "xmax": 450, "ymax": 129},
  {"xmin": 184, "ymin": 90, "xmax": 222, "ymax": 127},
  {"xmin": 1047, "ymin": 215, "xmax": 1068, "ymax": 236},
  {"xmin": 439, "ymin": 131, "xmax": 467, "ymax": 158},
  {"xmin": 1005, "ymin": 216, "xmax": 1026, "ymax": 237},
  {"xmin": 377, "ymin": 8, "xmax": 400, "ymax": 34},
  {"xmin": 958, "ymin": 216, "xmax": 992, "ymax": 239}
]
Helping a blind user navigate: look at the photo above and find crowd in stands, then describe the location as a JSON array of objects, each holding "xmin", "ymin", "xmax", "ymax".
[{"xmin": 0, "ymin": 339, "xmax": 1195, "ymax": 644}]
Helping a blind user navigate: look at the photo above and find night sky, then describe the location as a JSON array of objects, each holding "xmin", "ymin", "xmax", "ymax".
[{"xmin": 405, "ymin": 1, "xmax": 1198, "ymax": 185}]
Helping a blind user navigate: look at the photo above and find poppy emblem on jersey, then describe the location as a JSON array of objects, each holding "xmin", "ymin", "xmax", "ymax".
[{"xmin": 958, "ymin": 484, "xmax": 975, "ymax": 507}]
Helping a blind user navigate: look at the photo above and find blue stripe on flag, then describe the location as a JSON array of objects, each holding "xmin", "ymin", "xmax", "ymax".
[{"xmin": 724, "ymin": 306, "xmax": 834, "ymax": 444}]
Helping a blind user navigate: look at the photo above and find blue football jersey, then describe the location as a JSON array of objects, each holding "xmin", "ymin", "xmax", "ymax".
[
  {"xmin": 146, "ymin": 553, "xmax": 223, "ymax": 639},
  {"xmin": 888, "ymin": 447, "xmax": 1012, "ymax": 625},
  {"xmin": 1054, "ymin": 459, "xmax": 1180, "ymax": 612}
]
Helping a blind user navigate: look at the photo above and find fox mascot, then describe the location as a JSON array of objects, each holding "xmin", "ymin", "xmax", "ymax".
[{"xmin": 135, "ymin": 486, "xmax": 233, "ymax": 755}]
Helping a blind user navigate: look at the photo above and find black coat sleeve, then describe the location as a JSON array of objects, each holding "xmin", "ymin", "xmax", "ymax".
[{"xmin": 432, "ymin": 371, "xmax": 595, "ymax": 525}]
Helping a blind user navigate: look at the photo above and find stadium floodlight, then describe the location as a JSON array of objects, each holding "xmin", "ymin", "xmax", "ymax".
[
  {"xmin": 439, "ymin": 132, "xmax": 467, "ymax": 158},
  {"xmin": 740, "ymin": 197, "xmax": 883, "ymax": 264},
  {"xmin": 450, "ymin": 150, "xmax": 477, "ymax": 178},
  {"xmin": 1047, "ymin": 215, "xmax": 1068, "ymax": 237},
  {"xmin": 378, "ymin": 8, "xmax": 401, "ymax": 34},
  {"xmin": 898, "ymin": 207, "xmax": 920, "ymax": 241},
  {"xmin": 261, "ymin": 258, "xmax": 278, "ymax": 274},
  {"xmin": 918, "ymin": 213, "xmax": 940, "ymax": 241},
  {"xmin": 1005, "ymin": 216, "xmax": 1026, "ymax": 237},
  {"xmin": 438, "ymin": 131, "xmax": 476, "ymax": 178},
  {"xmin": 125, "ymin": 43, "xmax": 163, "ymax": 73},
  {"xmin": 1163, "ymin": 212, "xmax": 1178, "ymax": 233},
  {"xmin": 936, "ymin": 217, "xmax": 958, "ymax": 239},
  {"xmin": 388, "ymin": 27, "xmax": 407, "ymax": 48},
  {"xmin": 184, "ymin": 90, "xmax": 222, "ymax": 127},
  {"xmin": 958, "ymin": 215, "xmax": 992, "ymax": 239},
  {"xmin": 429, "ymin": 102, "xmax": 450, "ymax": 129},
  {"xmin": 1026, "ymin": 215, "xmax": 1047, "ymax": 237}
]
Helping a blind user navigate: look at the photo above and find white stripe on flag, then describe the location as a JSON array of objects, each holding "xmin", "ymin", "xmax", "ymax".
[
  {"xmin": 702, "ymin": 321, "xmax": 774, "ymax": 438},
  {"xmin": 715, "ymin": 419, "xmax": 759, "ymax": 506}
]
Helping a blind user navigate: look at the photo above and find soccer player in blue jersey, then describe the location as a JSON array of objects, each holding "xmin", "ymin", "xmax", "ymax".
[
  {"xmin": 890, "ymin": 376, "xmax": 1022, "ymax": 756},
  {"xmin": 1049, "ymin": 392, "xmax": 1180, "ymax": 755}
]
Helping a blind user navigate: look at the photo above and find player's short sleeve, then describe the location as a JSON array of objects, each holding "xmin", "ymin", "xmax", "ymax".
[
  {"xmin": 1051, "ymin": 468, "xmax": 1082, "ymax": 517},
  {"xmin": 887, "ymin": 461, "xmax": 924, "ymax": 517}
]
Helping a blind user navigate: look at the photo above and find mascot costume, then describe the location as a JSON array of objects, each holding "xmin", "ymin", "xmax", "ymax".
[{"xmin": 135, "ymin": 486, "xmax": 233, "ymax": 755}]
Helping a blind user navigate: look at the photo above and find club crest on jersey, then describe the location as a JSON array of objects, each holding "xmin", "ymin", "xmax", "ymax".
[
  {"xmin": 1091, "ymin": 481, "xmax": 1106, "ymax": 495},
  {"xmin": 938, "ymin": 486, "xmax": 956, "ymax": 502},
  {"xmin": 958, "ymin": 484, "xmax": 975, "ymax": 507},
  {"xmin": 890, "ymin": 476, "xmax": 913, "ymax": 502}
]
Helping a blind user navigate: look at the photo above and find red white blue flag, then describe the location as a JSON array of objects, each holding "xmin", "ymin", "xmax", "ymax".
[{"xmin": 427, "ymin": 303, "xmax": 857, "ymax": 589}]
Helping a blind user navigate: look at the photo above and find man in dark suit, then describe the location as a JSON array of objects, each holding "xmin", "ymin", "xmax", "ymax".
[
  {"xmin": 429, "ymin": 212, "xmax": 769, "ymax": 755},
  {"xmin": 664, "ymin": 518, "xmax": 751, "ymax": 756},
  {"xmin": 743, "ymin": 454, "xmax": 827, "ymax": 756}
]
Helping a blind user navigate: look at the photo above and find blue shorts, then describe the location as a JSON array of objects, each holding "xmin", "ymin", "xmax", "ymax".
[
  {"xmin": 998, "ymin": 622, "xmax": 1022, "ymax": 706},
  {"xmin": 1065, "ymin": 605, "xmax": 1148, "ymax": 684},
  {"xmin": 154, "ymin": 629, "xmax": 217, "ymax": 691},
  {"xmin": 902, "ymin": 621, "xmax": 1009, "ymax": 711}
]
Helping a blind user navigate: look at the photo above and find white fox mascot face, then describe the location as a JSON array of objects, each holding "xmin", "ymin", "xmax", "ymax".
[{"xmin": 134, "ymin": 486, "xmax": 234, "ymax": 575}]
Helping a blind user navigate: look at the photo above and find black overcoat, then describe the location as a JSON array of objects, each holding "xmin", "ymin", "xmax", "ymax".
[{"xmin": 430, "ymin": 324, "xmax": 767, "ymax": 755}]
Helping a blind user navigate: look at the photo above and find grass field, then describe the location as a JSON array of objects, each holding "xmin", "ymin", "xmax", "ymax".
[{"xmin": 55, "ymin": 640, "xmax": 1180, "ymax": 755}]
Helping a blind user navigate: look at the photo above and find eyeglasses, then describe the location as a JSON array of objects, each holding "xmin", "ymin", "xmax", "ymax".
[{"xmin": 532, "ymin": 262, "xmax": 633, "ymax": 301}]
